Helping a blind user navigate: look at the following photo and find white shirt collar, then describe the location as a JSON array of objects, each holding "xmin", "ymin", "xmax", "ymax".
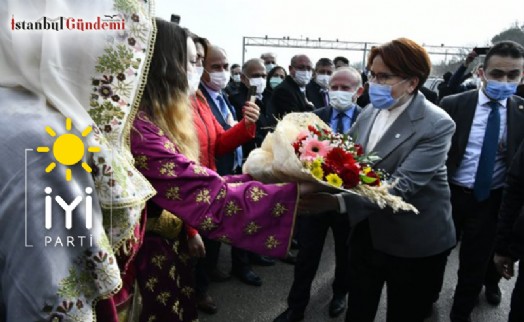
[{"xmin": 201, "ymin": 81, "xmax": 220, "ymax": 99}]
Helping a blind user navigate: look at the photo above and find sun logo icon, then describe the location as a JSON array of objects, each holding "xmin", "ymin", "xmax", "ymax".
[{"xmin": 37, "ymin": 117, "xmax": 101, "ymax": 181}]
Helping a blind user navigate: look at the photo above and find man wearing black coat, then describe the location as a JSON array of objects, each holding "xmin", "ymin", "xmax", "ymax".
[
  {"xmin": 269, "ymin": 54, "xmax": 314, "ymax": 120},
  {"xmin": 494, "ymin": 139, "xmax": 524, "ymax": 322},
  {"xmin": 440, "ymin": 41, "xmax": 524, "ymax": 322},
  {"xmin": 306, "ymin": 58, "xmax": 334, "ymax": 109}
]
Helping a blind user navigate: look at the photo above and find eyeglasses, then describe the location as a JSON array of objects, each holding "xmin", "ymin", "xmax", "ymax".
[{"xmin": 368, "ymin": 71, "xmax": 400, "ymax": 84}]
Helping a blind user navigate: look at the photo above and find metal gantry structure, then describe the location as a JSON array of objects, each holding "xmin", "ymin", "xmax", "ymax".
[{"xmin": 242, "ymin": 36, "xmax": 471, "ymax": 66}]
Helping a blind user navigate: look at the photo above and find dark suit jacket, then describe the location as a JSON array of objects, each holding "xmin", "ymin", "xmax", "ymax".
[
  {"xmin": 199, "ymin": 83, "xmax": 237, "ymax": 175},
  {"xmin": 343, "ymin": 92, "xmax": 457, "ymax": 257},
  {"xmin": 440, "ymin": 90, "xmax": 524, "ymax": 179},
  {"xmin": 495, "ymin": 139, "xmax": 524, "ymax": 259},
  {"xmin": 229, "ymin": 83, "xmax": 270, "ymax": 157},
  {"xmin": 269, "ymin": 75, "xmax": 313, "ymax": 120},
  {"xmin": 314, "ymin": 105, "xmax": 361, "ymax": 132},
  {"xmin": 306, "ymin": 80, "xmax": 327, "ymax": 109}
]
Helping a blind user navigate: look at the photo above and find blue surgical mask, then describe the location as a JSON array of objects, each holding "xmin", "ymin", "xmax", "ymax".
[
  {"xmin": 369, "ymin": 81, "xmax": 405, "ymax": 110},
  {"xmin": 483, "ymin": 78, "xmax": 518, "ymax": 101},
  {"xmin": 269, "ymin": 76, "xmax": 283, "ymax": 89}
]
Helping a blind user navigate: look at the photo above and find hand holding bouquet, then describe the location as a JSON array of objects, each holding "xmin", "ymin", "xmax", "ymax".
[{"xmin": 243, "ymin": 112, "xmax": 418, "ymax": 213}]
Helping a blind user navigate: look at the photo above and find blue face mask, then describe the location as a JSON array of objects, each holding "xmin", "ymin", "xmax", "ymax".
[
  {"xmin": 368, "ymin": 81, "xmax": 406, "ymax": 110},
  {"xmin": 483, "ymin": 79, "xmax": 518, "ymax": 101}
]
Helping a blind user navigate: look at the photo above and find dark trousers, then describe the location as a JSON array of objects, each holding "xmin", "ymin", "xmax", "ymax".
[
  {"xmin": 509, "ymin": 260, "xmax": 524, "ymax": 322},
  {"xmin": 450, "ymin": 185, "xmax": 503, "ymax": 321},
  {"xmin": 287, "ymin": 211, "xmax": 350, "ymax": 313},
  {"xmin": 195, "ymin": 236, "xmax": 221, "ymax": 294},
  {"xmin": 195, "ymin": 236, "xmax": 254, "ymax": 294},
  {"xmin": 345, "ymin": 221, "xmax": 450, "ymax": 322}
]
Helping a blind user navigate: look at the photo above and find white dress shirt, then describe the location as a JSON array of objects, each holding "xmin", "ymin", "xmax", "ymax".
[
  {"xmin": 366, "ymin": 96, "xmax": 414, "ymax": 153},
  {"xmin": 450, "ymin": 90, "xmax": 508, "ymax": 189}
]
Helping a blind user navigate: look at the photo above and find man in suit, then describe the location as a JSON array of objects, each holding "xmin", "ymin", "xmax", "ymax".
[
  {"xmin": 306, "ymin": 58, "xmax": 334, "ymax": 109},
  {"xmin": 199, "ymin": 46, "xmax": 267, "ymax": 289},
  {"xmin": 440, "ymin": 41, "xmax": 524, "ymax": 322},
  {"xmin": 270, "ymin": 54, "xmax": 314, "ymax": 120},
  {"xmin": 274, "ymin": 67, "xmax": 363, "ymax": 322},
  {"xmin": 297, "ymin": 38, "xmax": 457, "ymax": 321},
  {"xmin": 229, "ymin": 58, "xmax": 269, "ymax": 155}
]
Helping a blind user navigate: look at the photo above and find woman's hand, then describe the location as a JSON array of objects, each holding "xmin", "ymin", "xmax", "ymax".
[
  {"xmin": 243, "ymin": 102, "xmax": 260, "ymax": 125},
  {"xmin": 188, "ymin": 233, "xmax": 206, "ymax": 258}
]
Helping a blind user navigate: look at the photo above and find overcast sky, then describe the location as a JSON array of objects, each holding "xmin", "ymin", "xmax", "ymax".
[{"xmin": 156, "ymin": 0, "xmax": 522, "ymax": 72}]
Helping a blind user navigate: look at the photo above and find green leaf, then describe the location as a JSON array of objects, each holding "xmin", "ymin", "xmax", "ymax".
[{"xmin": 361, "ymin": 175, "xmax": 378, "ymax": 184}]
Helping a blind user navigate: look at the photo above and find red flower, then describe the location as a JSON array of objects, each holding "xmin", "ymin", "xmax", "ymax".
[
  {"xmin": 340, "ymin": 162, "xmax": 361, "ymax": 189},
  {"xmin": 354, "ymin": 144, "xmax": 364, "ymax": 156},
  {"xmin": 307, "ymin": 125, "xmax": 321, "ymax": 136},
  {"xmin": 325, "ymin": 147, "xmax": 356, "ymax": 172},
  {"xmin": 292, "ymin": 141, "xmax": 301, "ymax": 153},
  {"xmin": 364, "ymin": 170, "xmax": 381, "ymax": 186}
]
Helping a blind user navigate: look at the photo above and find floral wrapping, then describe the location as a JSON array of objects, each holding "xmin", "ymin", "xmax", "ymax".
[
  {"xmin": 243, "ymin": 112, "xmax": 418, "ymax": 213},
  {"xmin": 131, "ymin": 113, "xmax": 299, "ymax": 257}
]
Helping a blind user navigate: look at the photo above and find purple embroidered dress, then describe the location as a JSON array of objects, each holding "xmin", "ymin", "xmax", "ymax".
[
  {"xmin": 131, "ymin": 114, "xmax": 299, "ymax": 255},
  {"xmin": 130, "ymin": 113, "xmax": 299, "ymax": 320}
]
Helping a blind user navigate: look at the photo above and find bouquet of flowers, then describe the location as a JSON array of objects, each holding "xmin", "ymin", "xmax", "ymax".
[{"xmin": 243, "ymin": 112, "xmax": 418, "ymax": 213}]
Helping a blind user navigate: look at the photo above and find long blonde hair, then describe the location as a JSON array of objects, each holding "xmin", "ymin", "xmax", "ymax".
[{"xmin": 139, "ymin": 18, "xmax": 199, "ymax": 162}]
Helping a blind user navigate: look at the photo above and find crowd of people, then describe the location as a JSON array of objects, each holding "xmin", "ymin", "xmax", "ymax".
[{"xmin": 1, "ymin": 1, "xmax": 524, "ymax": 322}]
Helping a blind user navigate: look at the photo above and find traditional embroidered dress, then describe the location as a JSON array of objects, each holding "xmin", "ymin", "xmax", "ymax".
[
  {"xmin": 131, "ymin": 92, "xmax": 258, "ymax": 321},
  {"xmin": 131, "ymin": 112, "xmax": 299, "ymax": 258}
]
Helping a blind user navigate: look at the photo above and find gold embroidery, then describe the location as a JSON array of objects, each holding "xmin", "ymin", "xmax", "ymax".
[
  {"xmin": 265, "ymin": 235, "xmax": 280, "ymax": 249},
  {"xmin": 146, "ymin": 210, "xmax": 183, "ymax": 239},
  {"xmin": 217, "ymin": 235, "xmax": 231, "ymax": 244},
  {"xmin": 181, "ymin": 286, "xmax": 194, "ymax": 298},
  {"xmin": 193, "ymin": 165, "xmax": 208, "ymax": 176},
  {"xmin": 151, "ymin": 255, "xmax": 166, "ymax": 269},
  {"xmin": 158, "ymin": 129, "xmax": 165, "ymax": 136},
  {"xmin": 199, "ymin": 217, "xmax": 217, "ymax": 231},
  {"xmin": 165, "ymin": 186, "xmax": 181, "ymax": 200},
  {"xmin": 156, "ymin": 292, "xmax": 171, "ymax": 306},
  {"xmin": 195, "ymin": 189, "xmax": 211, "ymax": 204},
  {"xmin": 225, "ymin": 201, "xmax": 242, "ymax": 217},
  {"xmin": 145, "ymin": 277, "xmax": 158, "ymax": 292},
  {"xmin": 159, "ymin": 161, "xmax": 176, "ymax": 177},
  {"xmin": 179, "ymin": 253, "xmax": 190, "ymax": 265},
  {"xmin": 169, "ymin": 266, "xmax": 176, "ymax": 280},
  {"xmin": 163, "ymin": 141, "xmax": 176, "ymax": 152},
  {"xmin": 134, "ymin": 154, "xmax": 148, "ymax": 169},
  {"xmin": 171, "ymin": 300, "xmax": 180, "ymax": 314},
  {"xmin": 244, "ymin": 221, "xmax": 261, "ymax": 235},
  {"xmin": 176, "ymin": 275, "xmax": 181, "ymax": 288},
  {"xmin": 172, "ymin": 240, "xmax": 180, "ymax": 254},
  {"xmin": 147, "ymin": 316, "xmax": 157, "ymax": 322},
  {"xmin": 249, "ymin": 186, "xmax": 268, "ymax": 202},
  {"xmin": 275, "ymin": 183, "xmax": 288, "ymax": 187},
  {"xmin": 216, "ymin": 188, "xmax": 226, "ymax": 200},
  {"xmin": 229, "ymin": 182, "xmax": 243, "ymax": 187},
  {"xmin": 272, "ymin": 203, "xmax": 287, "ymax": 217}
]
